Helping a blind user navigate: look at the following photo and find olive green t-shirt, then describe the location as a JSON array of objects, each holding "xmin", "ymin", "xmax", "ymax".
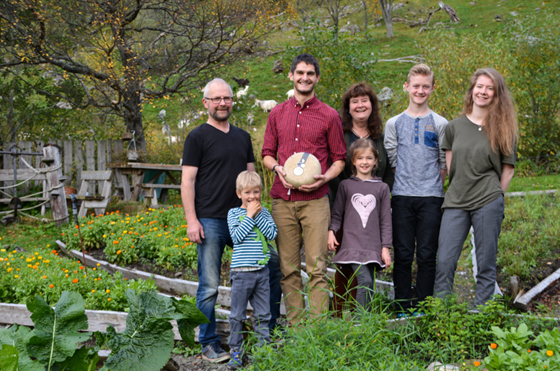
[{"xmin": 441, "ymin": 115, "xmax": 516, "ymax": 211}]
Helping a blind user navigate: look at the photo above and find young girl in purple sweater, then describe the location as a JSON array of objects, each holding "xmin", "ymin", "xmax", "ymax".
[{"xmin": 328, "ymin": 139, "xmax": 392, "ymax": 311}]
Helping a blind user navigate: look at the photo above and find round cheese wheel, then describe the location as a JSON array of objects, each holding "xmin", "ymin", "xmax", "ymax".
[{"xmin": 283, "ymin": 152, "xmax": 322, "ymax": 188}]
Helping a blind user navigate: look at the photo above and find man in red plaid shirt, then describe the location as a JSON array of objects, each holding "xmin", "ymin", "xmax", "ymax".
[{"xmin": 262, "ymin": 54, "xmax": 346, "ymax": 324}]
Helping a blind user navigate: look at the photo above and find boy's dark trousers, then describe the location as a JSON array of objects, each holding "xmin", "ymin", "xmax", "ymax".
[
  {"xmin": 392, "ymin": 196, "xmax": 443, "ymax": 311},
  {"xmin": 228, "ymin": 266, "xmax": 271, "ymax": 350}
]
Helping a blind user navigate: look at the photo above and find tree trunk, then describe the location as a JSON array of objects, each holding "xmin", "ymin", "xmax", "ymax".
[
  {"xmin": 362, "ymin": 0, "xmax": 370, "ymax": 40},
  {"xmin": 379, "ymin": 0, "xmax": 394, "ymax": 38}
]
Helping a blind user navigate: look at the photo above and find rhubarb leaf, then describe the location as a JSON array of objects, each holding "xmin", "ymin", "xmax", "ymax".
[
  {"xmin": 27, "ymin": 291, "xmax": 91, "ymax": 366},
  {"xmin": 0, "ymin": 324, "xmax": 43, "ymax": 371},
  {"xmin": 171, "ymin": 297, "xmax": 209, "ymax": 348}
]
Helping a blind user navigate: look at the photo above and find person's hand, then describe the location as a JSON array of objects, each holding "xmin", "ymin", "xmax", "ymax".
[
  {"xmin": 328, "ymin": 230, "xmax": 339, "ymax": 252},
  {"xmin": 298, "ymin": 174, "xmax": 328, "ymax": 193},
  {"xmin": 382, "ymin": 247, "xmax": 392, "ymax": 268},
  {"xmin": 247, "ymin": 200, "xmax": 262, "ymax": 219},
  {"xmin": 187, "ymin": 219, "xmax": 205, "ymax": 244},
  {"xmin": 275, "ymin": 165, "xmax": 295, "ymax": 190}
]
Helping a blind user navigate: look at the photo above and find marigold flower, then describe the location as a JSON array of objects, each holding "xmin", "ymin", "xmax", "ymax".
[
  {"xmin": 65, "ymin": 274, "xmax": 69, "ymax": 278},
  {"xmin": 14, "ymin": 275, "xmax": 19, "ymax": 278},
  {"xmin": 108, "ymin": 298, "xmax": 111, "ymax": 301},
  {"xmin": 73, "ymin": 279, "xmax": 79, "ymax": 283},
  {"xmin": 474, "ymin": 361, "xmax": 481, "ymax": 367},
  {"xmin": 91, "ymin": 290, "xmax": 96, "ymax": 293},
  {"xmin": 117, "ymin": 250, "xmax": 122, "ymax": 255},
  {"xmin": 547, "ymin": 350, "xmax": 554, "ymax": 357},
  {"xmin": 490, "ymin": 343, "xmax": 498, "ymax": 349},
  {"xmin": 528, "ymin": 349, "xmax": 532, "ymax": 353},
  {"xmin": 80, "ymin": 266, "xmax": 84, "ymax": 270},
  {"xmin": 49, "ymin": 284, "xmax": 54, "ymax": 288},
  {"xmin": 106, "ymin": 289, "xmax": 110, "ymax": 293}
]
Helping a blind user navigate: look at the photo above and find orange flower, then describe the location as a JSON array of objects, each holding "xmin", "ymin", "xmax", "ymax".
[
  {"xmin": 65, "ymin": 274, "xmax": 69, "ymax": 278},
  {"xmin": 117, "ymin": 250, "xmax": 122, "ymax": 255},
  {"xmin": 528, "ymin": 349, "xmax": 532, "ymax": 353},
  {"xmin": 49, "ymin": 284, "xmax": 54, "ymax": 288},
  {"xmin": 490, "ymin": 343, "xmax": 498, "ymax": 349},
  {"xmin": 547, "ymin": 350, "xmax": 554, "ymax": 357},
  {"xmin": 52, "ymin": 250, "xmax": 56, "ymax": 254},
  {"xmin": 73, "ymin": 278, "xmax": 79, "ymax": 283},
  {"xmin": 474, "ymin": 361, "xmax": 481, "ymax": 367},
  {"xmin": 80, "ymin": 266, "xmax": 84, "ymax": 270},
  {"xmin": 108, "ymin": 298, "xmax": 111, "ymax": 301},
  {"xmin": 113, "ymin": 241, "xmax": 118, "ymax": 245}
]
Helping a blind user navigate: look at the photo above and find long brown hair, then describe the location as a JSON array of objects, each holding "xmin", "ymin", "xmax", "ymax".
[
  {"xmin": 463, "ymin": 68, "xmax": 518, "ymax": 156},
  {"xmin": 349, "ymin": 138, "xmax": 379, "ymax": 176},
  {"xmin": 340, "ymin": 82, "xmax": 383, "ymax": 140}
]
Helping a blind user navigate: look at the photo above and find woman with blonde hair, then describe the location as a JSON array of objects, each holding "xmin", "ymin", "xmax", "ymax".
[{"xmin": 434, "ymin": 68, "xmax": 518, "ymax": 306}]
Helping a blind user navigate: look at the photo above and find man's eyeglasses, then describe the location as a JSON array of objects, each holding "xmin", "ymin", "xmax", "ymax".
[{"xmin": 205, "ymin": 96, "xmax": 233, "ymax": 104}]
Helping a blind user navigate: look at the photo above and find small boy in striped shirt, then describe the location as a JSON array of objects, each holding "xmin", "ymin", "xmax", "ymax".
[{"xmin": 226, "ymin": 171, "xmax": 278, "ymax": 369}]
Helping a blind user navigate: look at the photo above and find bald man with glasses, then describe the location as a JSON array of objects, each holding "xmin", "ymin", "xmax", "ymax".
[{"xmin": 181, "ymin": 78, "xmax": 255, "ymax": 362}]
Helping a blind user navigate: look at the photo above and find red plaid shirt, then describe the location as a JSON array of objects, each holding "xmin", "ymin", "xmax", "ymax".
[{"xmin": 262, "ymin": 96, "xmax": 346, "ymax": 201}]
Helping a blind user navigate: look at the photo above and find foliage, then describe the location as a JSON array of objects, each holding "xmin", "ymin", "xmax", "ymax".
[
  {"xmin": 484, "ymin": 324, "xmax": 560, "ymax": 371},
  {"xmin": 0, "ymin": 0, "xmax": 286, "ymax": 152},
  {"xmin": 282, "ymin": 20, "xmax": 376, "ymax": 110},
  {"xmin": 249, "ymin": 313, "xmax": 425, "ymax": 370},
  {"xmin": 0, "ymin": 290, "xmax": 208, "ymax": 370},
  {"xmin": 0, "ymin": 245, "xmax": 157, "ymax": 311},
  {"xmin": 498, "ymin": 193, "xmax": 560, "ymax": 282},
  {"xmin": 418, "ymin": 12, "xmax": 560, "ymax": 167}
]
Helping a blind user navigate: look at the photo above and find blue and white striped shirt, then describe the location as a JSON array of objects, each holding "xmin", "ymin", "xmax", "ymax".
[{"xmin": 227, "ymin": 207, "xmax": 278, "ymax": 269}]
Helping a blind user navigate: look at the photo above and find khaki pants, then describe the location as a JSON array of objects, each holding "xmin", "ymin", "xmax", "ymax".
[{"xmin": 271, "ymin": 197, "xmax": 330, "ymax": 323}]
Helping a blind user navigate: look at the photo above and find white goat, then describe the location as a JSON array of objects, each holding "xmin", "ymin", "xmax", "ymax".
[
  {"xmin": 236, "ymin": 85, "xmax": 249, "ymax": 99},
  {"xmin": 253, "ymin": 99, "xmax": 278, "ymax": 112},
  {"xmin": 286, "ymin": 89, "xmax": 295, "ymax": 100}
]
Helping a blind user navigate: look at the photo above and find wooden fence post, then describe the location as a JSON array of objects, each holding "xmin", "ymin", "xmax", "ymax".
[{"xmin": 43, "ymin": 145, "xmax": 69, "ymax": 226}]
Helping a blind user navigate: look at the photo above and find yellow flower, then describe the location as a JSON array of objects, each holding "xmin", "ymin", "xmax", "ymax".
[
  {"xmin": 91, "ymin": 290, "xmax": 96, "ymax": 293},
  {"xmin": 106, "ymin": 289, "xmax": 110, "ymax": 293},
  {"xmin": 547, "ymin": 350, "xmax": 554, "ymax": 357},
  {"xmin": 14, "ymin": 275, "xmax": 19, "ymax": 278}
]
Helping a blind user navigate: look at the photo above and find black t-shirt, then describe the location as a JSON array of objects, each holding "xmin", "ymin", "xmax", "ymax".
[{"xmin": 182, "ymin": 123, "xmax": 255, "ymax": 219}]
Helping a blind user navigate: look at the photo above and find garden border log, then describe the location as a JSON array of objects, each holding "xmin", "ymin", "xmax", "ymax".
[
  {"xmin": 0, "ymin": 303, "xmax": 229, "ymax": 343},
  {"xmin": 505, "ymin": 189, "xmax": 557, "ymax": 198},
  {"xmin": 55, "ymin": 240, "xmax": 286, "ymax": 314},
  {"xmin": 513, "ymin": 267, "xmax": 560, "ymax": 311}
]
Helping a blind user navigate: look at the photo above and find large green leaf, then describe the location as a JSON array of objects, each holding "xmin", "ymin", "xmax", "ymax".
[
  {"xmin": 171, "ymin": 298, "xmax": 209, "ymax": 348},
  {"xmin": 52, "ymin": 347, "xmax": 99, "ymax": 371},
  {"xmin": 0, "ymin": 344, "xmax": 18, "ymax": 371},
  {"xmin": 27, "ymin": 291, "xmax": 91, "ymax": 367},
  {"xmin": 0, "ymin": 325, "xmax": 43, "ymax": 371},
  {"xmin": 101, "ymin": 290, "xmax": 175, "ymax": 371}
]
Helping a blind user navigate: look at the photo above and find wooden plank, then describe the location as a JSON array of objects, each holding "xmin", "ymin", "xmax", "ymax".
[
  {"xmin": 120, "ymin": 171, "xmax": 132, "ymax": 201},
  {"xmin": 81, "ymin": 170, "xmax": 112, "ymax": 181},
  {"xmin": 514, "ymin": 267, "xmax": 560, "ymax": 311},
  {"xmin": 64, "ymin": 140, "xmax": 73, "ymax": 186},
  {"xmin": 74, "ymin": 141, "xmax": 84, "ymax": 187},
  {"xmin": 142, "ymin": 184, "xmax": 182, "ymax": 189},
  {"xmin": 2, "ymin": 142, "xmax": 15, "ymax": 196},
  {"xmin": 0, "ymin": 303, "xmax": 230, "ymax": 342},
  {"xmin": 112, "ymin": 140, "xmax": 124, "ymax": 161},
  {"xmin": 97, "ymin": 140, "xmax": 107, "ymax": 171},
  {"xmin": 85, "ymin": 140, "xmax": 96, "ymax": 195},
  {"xmin": 0, "ymin": 198, "xmax": 48, "ymax": 204},
  {"xmin": 43, "ymin": 145, "xmax": 69, "ymax": 226},
  {"xmin": 55, "ymin": 241, "xmax": 286, "ymax": 314},
  {"xmin": 35, "ymin": 141, "xmax": 44, "ymax": 187},
  {"xmin": 506, "ymin": 190, "xmax": 558, "ymax": 198},
  {"xmin": 0, "ymin": 171, "xmax": 46, "ymax": 182}
]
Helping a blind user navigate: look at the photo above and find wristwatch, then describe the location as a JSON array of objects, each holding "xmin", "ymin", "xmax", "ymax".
[{"xmin": 272, "ymin": 164, "xmax": 280, "ymax": 174}]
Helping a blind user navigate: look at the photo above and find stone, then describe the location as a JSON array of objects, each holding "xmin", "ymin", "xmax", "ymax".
[
  {"xmin": 272, "ymin": 60, "xmax": 284, "ymax": 74},
  {"xmin": 340, "ymin": 23, "xmax": 361, "ymax": 34},
  {"xmin": 377, "ymin": 87, "xmax": 394, "ymax": 102},
  {"xmin": 426, "ymin": 362, "xmax": 460, "ymax": 371}
]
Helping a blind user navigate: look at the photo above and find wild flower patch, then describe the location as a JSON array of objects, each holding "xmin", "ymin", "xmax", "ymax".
[{"xmin": 0, "ymin": 245, "xmax": 156, "ymax": 311}]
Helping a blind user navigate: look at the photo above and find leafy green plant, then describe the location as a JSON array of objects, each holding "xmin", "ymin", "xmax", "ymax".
[
  {"xmin": 0, "ymin": 290, "xmax": 208, "ymax": 371},
  {"xmin": 484, "ymin": 324, "xmax": 560, "ymax": 371}
]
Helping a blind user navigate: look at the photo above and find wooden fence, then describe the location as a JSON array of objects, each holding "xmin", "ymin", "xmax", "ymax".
[{"xmin": 1, "ymin": 139, "xmax": 126, "ymax": 197}]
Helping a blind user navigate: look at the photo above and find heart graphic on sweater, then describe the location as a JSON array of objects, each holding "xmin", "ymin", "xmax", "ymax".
[{"xmin": 351, "ymin": 193, "xmax": 376, "ymax": 228}]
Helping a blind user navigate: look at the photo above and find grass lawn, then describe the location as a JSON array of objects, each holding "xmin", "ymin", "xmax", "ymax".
[{"xmin": 507, "ymin": 174, "xmax": 560, "ymax": 193}]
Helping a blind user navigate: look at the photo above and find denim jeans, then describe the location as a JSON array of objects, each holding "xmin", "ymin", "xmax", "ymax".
[
  {"xmin": 268, "ymin": 246, "xmax": 283, "ymax": 330},
  {"xmin": 196, "ymin": 218, "xmax": 232, "ymax": 346}
]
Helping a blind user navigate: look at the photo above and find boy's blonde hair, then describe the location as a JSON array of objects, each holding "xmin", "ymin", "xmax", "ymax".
[
  {"xmin": 407, "ymin": 64, "xmax": 435, "ymax": 85},
  {"xmin": 236, "ymin": 171, "xmax": 262, "ymax": 192}
]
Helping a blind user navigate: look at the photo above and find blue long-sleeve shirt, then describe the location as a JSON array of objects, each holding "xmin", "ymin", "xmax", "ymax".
[{"xmin": 227, "ymin": 207, "xmax": 278, "ymax": 269}]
